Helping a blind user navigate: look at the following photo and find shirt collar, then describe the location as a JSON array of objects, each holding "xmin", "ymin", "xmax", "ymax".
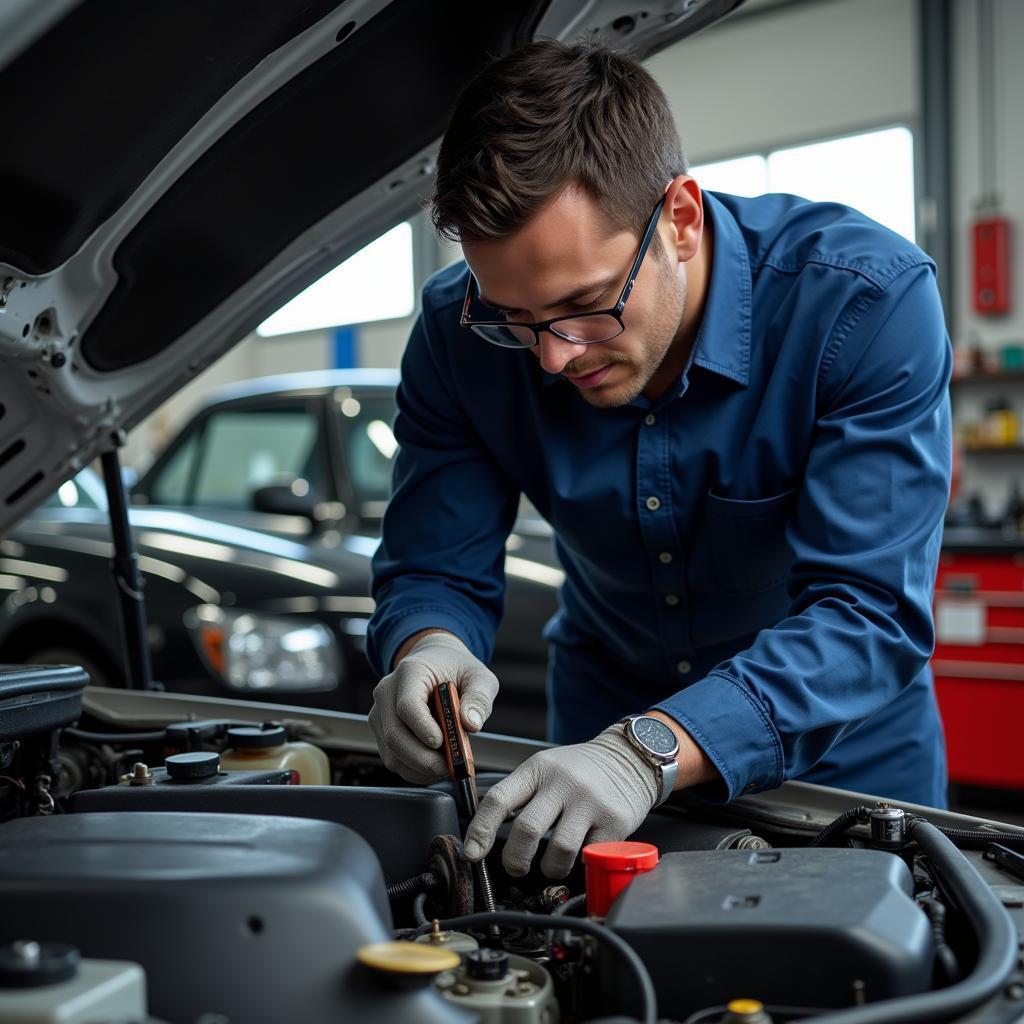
[
  {"xmin": 690, "ymin": 191, "xmax": 751, "ymax": 388},
  {"xmin": 540, "ymin": 190, "xmax": 751, "ymax": 390}
]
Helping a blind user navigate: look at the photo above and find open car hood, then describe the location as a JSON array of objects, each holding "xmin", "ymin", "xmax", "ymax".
[{"xmin": 0, "ymin": 0, "xmax": 742, "ymax": 536}]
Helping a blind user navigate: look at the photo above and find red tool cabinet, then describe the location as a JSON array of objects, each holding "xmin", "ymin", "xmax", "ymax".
[{"xmin": 932, "ymin": 544, "xmax": 1024, "ymax": 789}]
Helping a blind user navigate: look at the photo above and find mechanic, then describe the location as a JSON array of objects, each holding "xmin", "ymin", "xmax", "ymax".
[{"xmin": 366, "ymin": 40, "xmax": 952, "ymax": 879}]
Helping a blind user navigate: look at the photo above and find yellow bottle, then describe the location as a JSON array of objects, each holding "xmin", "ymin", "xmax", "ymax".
[{"xmin": 219, "ymin": 722, "xmax": 331, "ymax": 785}]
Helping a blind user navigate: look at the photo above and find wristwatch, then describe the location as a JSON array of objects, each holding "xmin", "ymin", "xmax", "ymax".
[{"xmin": 619, "ymin": 714, "xmax": 680, "ymax": 806}]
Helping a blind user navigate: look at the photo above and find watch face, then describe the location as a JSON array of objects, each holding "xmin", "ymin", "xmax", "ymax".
[{"xmin": 631, "ymin": 716, "xmax": 677, "ymax": 756}]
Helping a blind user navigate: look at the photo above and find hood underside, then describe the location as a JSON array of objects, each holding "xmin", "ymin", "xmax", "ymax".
[{"xmin": 0, "ymin": 0, "xmax": 742, "ymax": 535}]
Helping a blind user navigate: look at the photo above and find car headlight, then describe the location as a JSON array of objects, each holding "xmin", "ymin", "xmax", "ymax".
[{"xmin": 184, "ymin": 605, "xmax": 341, "ymax": 692}]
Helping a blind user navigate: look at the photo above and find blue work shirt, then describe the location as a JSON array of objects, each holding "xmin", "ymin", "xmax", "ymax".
[{"xmin": 368, "ymin": 191, "xmax": 952, "ymax": 807}]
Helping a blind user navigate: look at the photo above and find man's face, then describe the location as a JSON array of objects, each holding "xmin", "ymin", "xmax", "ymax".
[{"xmin": 462, "ymin": 185, "xmax": 689, "ymax": 408}]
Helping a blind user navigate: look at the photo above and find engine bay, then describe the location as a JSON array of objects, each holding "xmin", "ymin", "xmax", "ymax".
[{"xmin": 1, "ymin": 663, "xmax": 1023, "ymax": 1024}]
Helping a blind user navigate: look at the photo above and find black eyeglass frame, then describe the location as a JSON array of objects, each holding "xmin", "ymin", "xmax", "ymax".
[{"xmin": 459, "ymin": 195, "xmax": 667, "ymax": 349}]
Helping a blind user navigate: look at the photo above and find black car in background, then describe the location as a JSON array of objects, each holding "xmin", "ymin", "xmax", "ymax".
[{"xmin": 0, "ymin": 370, "xmax": 560, "ymax": 738}]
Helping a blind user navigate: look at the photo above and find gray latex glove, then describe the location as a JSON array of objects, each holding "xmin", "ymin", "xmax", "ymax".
[
  {"xmin": 368, "ymin": 632, "xmax": 499, "ymax": 784},
  {"xmin": 462, "ymin": 724, "xmax": 660, "ymax": 879}
]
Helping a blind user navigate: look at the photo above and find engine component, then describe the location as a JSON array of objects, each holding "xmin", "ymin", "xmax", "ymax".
[
  {"xmin": 0, "ymin": 942, "xmax": 146, "ymax": 1023},
  {"xmin": 412, "ymin": 911, "xmax": 658, "ymax": 1024},
  {"xmin": 416, "ymin": 919, "xmax": 480, "ymax": 957},
  {"xmin": 985, "ymin": 841, "xmax": 1024, "ymax": 883},
  {"xmin": 68, "ymin": 784, "xmax": 459, "ymax": 886},
  {"xmin": 385, "ymin": 833, "xmax": 476, "ymax": 925},
  {"xmin": 357, "ymin": 941, "xmax": 461, "ymax": 982},
  {"xmin": 0, "ymin": 941, "xmax": 79, "ymax": 987},
  {"xmin": 163, "ymin": 717, "xmax": 250, "ymax": 750},
  {"xmin": 436, "ymin": 946, "xmax": 559, "ymax": 1023},
  {"xmin": 431, "ymin": 833, "xmax": 476, "ymax": 918},
  {"xmin": 166, "ymin": 750, "xmax": 218, "ymax": 780},
  {"xmin": 722, "ymin": 999, "xmax": 773, "ymax": 1023},
  {"xmin": 869, "ymin": 802, "xmax": 907, "ymax": 850},
  {"xmin": 219, "ymin": 722, "xmax": 331, "ymax": 785},
  {"xmin": 602, "ymin": 849, "xmax": 933, "ymax": 1017},
  {"xmin": 0, "ymin": 664, "xmax": 89, "ymax": 820},
  {"xmin": 0, "ymin": 664, "xmax": 88, "ymax": 744},
  {"xmin": 583, "ymin": 841, "xmax": 659, "ymax": 917},
  {"xmin": 0, "ymin": 811, "xmax": 463, "ymax": 1023},
  {"xmin": 113, "ymin": 752, "xmax": 290, "ymax": 787}
]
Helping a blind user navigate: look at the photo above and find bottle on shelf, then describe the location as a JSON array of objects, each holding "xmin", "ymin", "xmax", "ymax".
[
  {"xmin": 968, "ymin": 331, "xmax": 986, "ymax": 374},
  {"xmin": 981, "ymin": 397, "xmax": 1019, "ymax": 447},
  {"xmin": 1001, "ymin": 481, "xmax": 1024, "ymax": 537}
]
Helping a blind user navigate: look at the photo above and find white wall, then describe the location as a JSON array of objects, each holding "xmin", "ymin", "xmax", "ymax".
[
  {"xmin": 360, "ymin": 315, "xmax": 416, "ymax": 370},
  {"xmin": 647, "ymin": 0, "xmax": 918, "ymax": 163}
]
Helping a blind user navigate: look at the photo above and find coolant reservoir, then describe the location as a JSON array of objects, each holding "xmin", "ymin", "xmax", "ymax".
[{"xmin": 219, "ymin": 723, "xmax": 330, "ymax": 785}]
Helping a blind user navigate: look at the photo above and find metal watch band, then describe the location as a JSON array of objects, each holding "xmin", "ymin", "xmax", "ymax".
[{"xmin": 656, "ymin": 757, "xmax": 679, "ymax": 806}]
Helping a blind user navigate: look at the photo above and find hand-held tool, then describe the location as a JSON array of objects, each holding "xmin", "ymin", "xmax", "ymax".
[{"xmin": 431, "ymin": 681, "xmax": 500, "ymax": 935}]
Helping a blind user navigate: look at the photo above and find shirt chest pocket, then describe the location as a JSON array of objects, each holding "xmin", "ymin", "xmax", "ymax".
[{"xmin": 687, "ymin": 487, "xmax": 798, "ymax": 597}]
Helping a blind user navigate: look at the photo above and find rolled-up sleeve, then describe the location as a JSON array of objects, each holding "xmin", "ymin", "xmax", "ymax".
[
  {"xmin": 655, "ymin": 264, "xmax": 953, "ymax": 801},
  {"xmin": 366, "ymin": 294, "xmax": 520, "ymax": 676}
]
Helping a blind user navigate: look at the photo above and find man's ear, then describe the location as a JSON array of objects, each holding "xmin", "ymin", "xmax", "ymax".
[{"xmin": 662, "ymin": 175, "xmax": 703, "ymax": 263}]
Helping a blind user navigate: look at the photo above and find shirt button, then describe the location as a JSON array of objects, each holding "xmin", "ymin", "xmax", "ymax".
[
  {"xmin": 659, "ymin": 551, "xmax": 673, "ymax": 564},
  {"xmin": 645, "ymin": 496, "xmax": 661, "ymax": 511},
  {"xmin": 676, "ymin": 660, "xmax": 692, "ymax": 674},
  {"xmin": 665, "ymin": 594, "xmax": 680, "ymax": 606},
  {"xmin": 644, "ymin": 413, "xmax": 656, "ymax": 426}
]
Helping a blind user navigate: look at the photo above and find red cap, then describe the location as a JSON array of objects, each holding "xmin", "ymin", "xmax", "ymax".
[
  {"xmin": 582, "ymin": 841, "xmax": 659, "ymax": 917},
  {"xmin": 582, "ymin": 841, "xmax": 659, "ymax": 871}
]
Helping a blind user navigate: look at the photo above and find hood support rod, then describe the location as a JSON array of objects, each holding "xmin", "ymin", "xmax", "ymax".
[{"xmin": 100, "ymin": 443, "xmax": 154, "ymax": 691}]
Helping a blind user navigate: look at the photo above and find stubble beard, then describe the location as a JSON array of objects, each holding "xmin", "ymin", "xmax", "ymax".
[{"xmin": 576, "ymin": 257, "xmax": 688, "ymax": 409}]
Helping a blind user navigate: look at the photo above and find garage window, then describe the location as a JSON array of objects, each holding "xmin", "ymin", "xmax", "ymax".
[
  {"xmin": 256, "ymin": 222, "xmax": 415, "ymax": 337},
  {"xmin": 691, "ymin": 126, "xmax": 916, "ymax": 242}
]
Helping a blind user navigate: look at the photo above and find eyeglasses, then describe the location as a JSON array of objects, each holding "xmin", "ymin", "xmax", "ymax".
[{"xmin": 460, "ymin": 195, "xmax": 666, "ymax": 349}]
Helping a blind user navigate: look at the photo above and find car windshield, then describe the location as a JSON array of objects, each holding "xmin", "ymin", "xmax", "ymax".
[{"xmin": 336, "ymin": 392, "xmax": 398, "ymax": 512}]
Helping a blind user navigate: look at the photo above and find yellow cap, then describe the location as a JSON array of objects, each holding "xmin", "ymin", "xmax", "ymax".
[
  {"xmin": 356, "ymin": 941, "xmax": 460, "ymax": 975},
  {"xmin": 727, "ymin": 1000, "xmax": 765, "ymax": 1015}
]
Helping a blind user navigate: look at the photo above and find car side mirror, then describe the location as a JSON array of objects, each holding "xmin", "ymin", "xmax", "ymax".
[{"xmin": 251, "ymin": 479, "xmax": 318, "ymax": 522}]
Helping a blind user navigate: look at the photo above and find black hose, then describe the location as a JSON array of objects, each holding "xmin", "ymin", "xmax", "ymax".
[
  {"xmin": 412, "ymin": 891, "xmax": 430, "ymax": 927},
  {"xmin": 918, "ymin": 897, "xmax": 961, "ymax": 985},
  {"xmin": 63, "ymin": 727, "xmax": 167, "ymax": 745},
  {"xmin": 807, "ymin": 805, "xmax": 871, "ymax": 847},
  {"xmin": 551, "ymin": 893, "xmax": 587, "ymax": 917},
  {"xmin": 802, "ymin": 819, "xmax": 1016, "ymax": 1023},
  {"xmin": 386, "ymin": 871, "xmax": 440, "ymax": 902},
  {"xmin": 411, "ymin": 910, "xmax": 657, "ymax": 1024},
  {"xmin": 932, "ymin": 825, "xmax": 1024, "ymax": 850}
]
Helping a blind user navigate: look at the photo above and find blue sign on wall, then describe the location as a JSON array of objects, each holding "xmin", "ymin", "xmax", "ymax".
[{"xmin": 332, "ymin": 325, "xmax": 359, "ymax": 368}]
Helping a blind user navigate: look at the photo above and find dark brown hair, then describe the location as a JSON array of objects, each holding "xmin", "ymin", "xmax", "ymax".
[{"xmin": 430, "ymin": 40, "xmax": 686, "ymax": 244}]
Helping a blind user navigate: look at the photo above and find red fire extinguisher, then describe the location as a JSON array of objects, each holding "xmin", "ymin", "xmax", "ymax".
[{"xmin": 973, "ymin": 213, "xmax": 1012, "ymax": 316}]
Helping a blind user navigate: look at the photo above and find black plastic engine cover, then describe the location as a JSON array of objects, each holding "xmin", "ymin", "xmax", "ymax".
[
  {"xmin": 0, "ymin": 664, "xmax": 88, "ymax": 741},
  {"xmin": 603, "ymin": 848, "xmax": 934, "ymax": 1016},
  {"xmin": 0, "ymin": 812, "xmax": 465, "ymax": 1024},
  {"xmin": 69, "ymin": 784, "xmax": 460, "ymax": 883}
]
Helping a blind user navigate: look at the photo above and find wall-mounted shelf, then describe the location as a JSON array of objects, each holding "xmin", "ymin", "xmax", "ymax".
[
  {"xmin": 952, "ymin": 371, "xmax": 1024, "ymax": 386},
  {"xmin": 963, "ymin": 445, "xmax": 1024, "ymax": 455}
]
